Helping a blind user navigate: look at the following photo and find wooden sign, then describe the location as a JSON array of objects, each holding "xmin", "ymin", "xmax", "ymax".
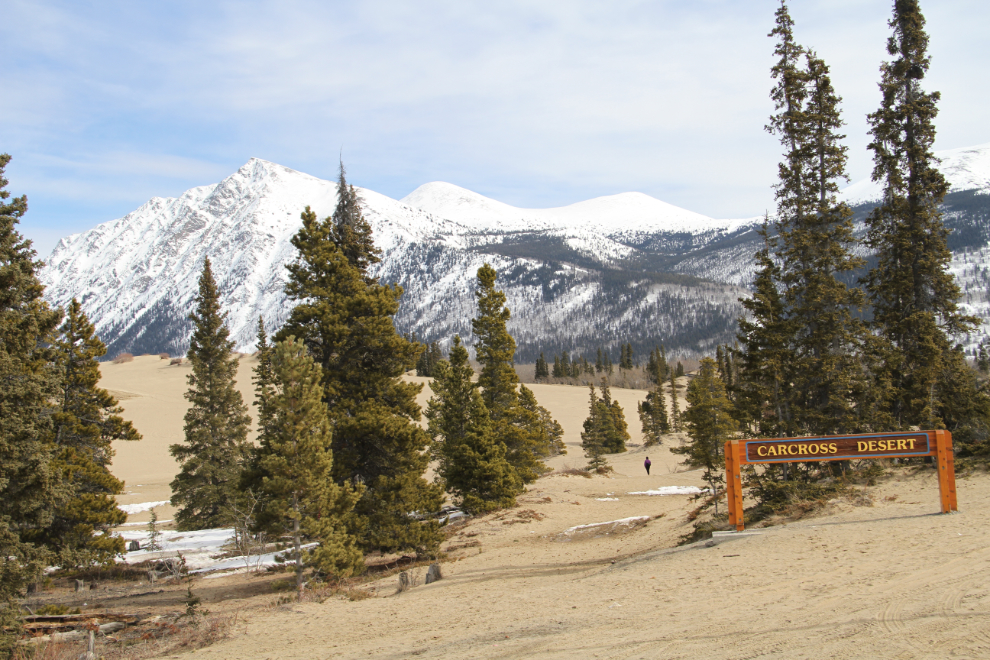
[
  {"xmin": 723, "ymin": 430, "xmax": 957, "ymax": 532},
  {"xmin": 744, "ymin": 432, "xmax": 931, "ymax": 463}
]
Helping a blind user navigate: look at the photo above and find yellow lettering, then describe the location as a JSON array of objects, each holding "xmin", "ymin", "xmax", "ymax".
[
  {"xmin": 897, "ymin": 439, "xmax": 907, "ymax": 450},
  {"xmin": 798, "ymin": 444, "xmax": 808, "ymax": 455},
  {"xmin": 858, "ymin": 442, "xmax": 868, "ymax": 452},
  {"xmin": 829, "ymin": 443, "xmax": 837, "ymax": 453},
  {"xmin": 758, "ymin": 446, "xmax": 767, "ymax": 457},
  {"xmin": 767, "ymin": 445, "xmax": 776, "ymax": 456},
  {"xmin": 809, "ymin": 444, "xmax": 820, "ymax": 455},
  {"xmin": 868, "ymin": 441, "xmax": 878, "ymax": 451},
  {"xmin": 788, "ymin": 445, "xmax": 797, "ymax": 455},
  {"xmin": 908, "ymin": 439, "xmax": 915, "ymax": 449}
]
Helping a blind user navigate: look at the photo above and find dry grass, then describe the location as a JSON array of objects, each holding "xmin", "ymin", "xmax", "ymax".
[
  {"xmin": 13, "ymin": 614, "xmax": 234, "ymax": 660},
  {"xmin": 111, "ymin": 353, "xmax": 134, "ymax": 364}
]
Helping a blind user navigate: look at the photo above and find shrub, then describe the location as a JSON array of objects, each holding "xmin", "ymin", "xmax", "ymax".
[
  {"xmin": 112, "ymin": 353, "xmax": 134, "ymax": 364},
  {"xmin": 159, "ymin": 353, "xmax": 169, "ymax": 359}
]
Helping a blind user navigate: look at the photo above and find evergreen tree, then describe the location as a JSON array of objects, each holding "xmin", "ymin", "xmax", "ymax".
[
  {"xmin": 639, "ymin": 365, "xmax": 671, "ymax": 447},
  {"xmin": 598, "ymin": 379, "xmax": 630, "ymax": 453},
  {"xmin": 646, "ymin": 348, "xmax": 659, "ymax": 384},
  {"xmin": 766, "ymin": 2, "xmax": 867, "ymax": 435},
  {"xmin": 736, "ymin": 225, "xmax": 794, "ymax": 437},
  {"xmin": 170, "ymin": 258, "xmax": 252, "ymax": 530},
  {"xmin": 416, "ymin": 341, "xmax": 443, "ymax": 377},
  {"xmin": 675, "ymin": 362, "xmax": 685, "ymax": 378},
  {"xmin": 669, "ymin": 370, "xmax": 682, "ymax": 432},
  {"xmin": 37, "ymin": 299, "xmax": 141, "ymax": 567},
  {"xmin": 595, "ymin": 348, "xmax": 604, "ymax": 373},
  {"xmin": 427, "ymin": 337, "xmax": 522, "ymax": 514},
  {"xmin": 864, "ymin": 0, "xmax": 976, "ymax": 428},
  {"xmin": 582, "ymin": 357, "xmax": 594, "ymax": 376},
  {"xmin": 251, "ymin": 338, "xmax": 363, "ymax": 599},
  {"xmin": 673, "ymin": 358, "xmax": 738, "ymax": 514},
  {"xmin": 519, "ymin": 384, "xmax": 566, "ymax": 456},
  {"xmin": 0, "ymin": 154, "xmax": 64, "ymax": 654},
  {"xmin": 279, "ymin": 206, "xmax": 442, "ymax": 555},
  {"xmin": 552, "ymin": 354, "xmax": 563, "ymax": 378},
  {"xmin": 620, "ymin": 343, "xmax": 634, "ymax": 370},
  {"xmin": 472, "ymin": 263, "xmax": 555, "ymax": 483},
  {"xmin": 605, "ymin": 350, "xmax": 614, "ymax": 376},
  {"xmin": 569, "ymin": 357, "xmax": 581, "ymax": 378},
  {"xmin": 331, "ymin": 160, "xmax": 381, "ymax": 280},
  {"xmin": 535, "ymin": 353, "xmax": 550, "ymax": 380},
  {"xmin": 581, "ymin": 385, "xmax": 612, "ymax": 473}
]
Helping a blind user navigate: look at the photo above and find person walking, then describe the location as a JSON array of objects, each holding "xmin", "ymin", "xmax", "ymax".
[{"xmin": 644, "ymin": 457, "xmax": 651, "ymax": 475}]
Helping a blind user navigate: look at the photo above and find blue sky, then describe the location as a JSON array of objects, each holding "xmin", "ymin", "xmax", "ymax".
[{"xmin": 3, "ymin": 0, "xmax": 988, "ymax": 256}]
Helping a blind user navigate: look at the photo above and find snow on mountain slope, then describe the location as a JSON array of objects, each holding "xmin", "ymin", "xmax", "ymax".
[
  {"xmin": 41, "ymin": 158, "xmax": 748, "ymax": 360},
  {"xmin": 841, "ymin": 142, "xmax": 990, "ymax": 206},
  {"xmin": 402, "ymin": 182, "xmax": 753, "ymax": 236},
  {"xmin": 41, "ymin": 145, "xmax": 990, "ymax": 362}
]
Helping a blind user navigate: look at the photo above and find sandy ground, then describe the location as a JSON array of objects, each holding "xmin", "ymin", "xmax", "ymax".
[
  {"xmin": 97, "ymin": 355, "xmax": 990, "ymax": 659},
  {"xmin": 100, "ymin": 356, "xmax": 680, "ymax": 523}
]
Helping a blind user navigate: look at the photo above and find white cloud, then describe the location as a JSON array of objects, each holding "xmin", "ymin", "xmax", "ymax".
[{"xmin": 3, "ymin": 0, "xmax": 988, "ymax": 247}]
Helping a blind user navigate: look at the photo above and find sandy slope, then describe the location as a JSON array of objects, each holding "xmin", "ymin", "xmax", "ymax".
[
  {"xmin": 98, "ymin": 355, "xmax": 990, "ymax": 659},
  {"xmin": 100, "ymin": 356, "xmax": 679, "ymax": 522}
]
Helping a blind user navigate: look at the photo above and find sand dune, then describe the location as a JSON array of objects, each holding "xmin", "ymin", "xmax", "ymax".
[{"xmin": 97, "ymin": 355, "xmax": 990, "ymax": 659}]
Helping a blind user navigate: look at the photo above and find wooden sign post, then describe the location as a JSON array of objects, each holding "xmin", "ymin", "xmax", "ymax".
[{"xmin": 724, "ymin": 430, "xmax": 957, "ymax": 531}]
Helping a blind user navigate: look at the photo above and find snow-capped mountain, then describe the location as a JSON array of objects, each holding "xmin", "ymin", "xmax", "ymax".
[
  {"xmin": 39, "ymin": 144, "xmax": 990, "ymax": 362},
  {"xmin": 40, "ymin": 159, "xmax": 754, "ymax": 361},
  {"xmin": 841, "ymin": 142, "xmax": 990, "ymax": 206}
]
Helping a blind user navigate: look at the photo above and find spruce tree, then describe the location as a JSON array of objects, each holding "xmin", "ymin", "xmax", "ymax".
[
  {"xmin": 170, "ymin": 258, "xmax": 251, "ymax": 530},
  {"xmin": 598, "ymin": 379, "xmax": 630, "ymax": 453},
  {"xmin": 427, "ymin": 336, "xmax": 522, "ymax": 514},
  {"xmin": 673, "ymin": 358, "xmax": 738, "ymax": 513},
  {"xmin": 331, "ymin": 160, "xmax": 381, "ymax": 280},
  {"xmin": 0, "ymin": 154, "xmax": 63, "ymax": 654},
  {"xmin": 535, "ymin": 353, "xmax": 549, "ymax": 380},
  {"xmin": 766, "ymin": 2, "xmax": 867, "ymax": 436},
  {"xmin": 669, "ymin": 370, "xmax": 681, "ymax": 432},
  {"xmin": 646, "ymin": 348, "xmax": 659, "ymax": 384},
  {"xmin": 251, "ymin": 338, "xmax": 363, "ymax": 599},
  {"xmin": 552, "ymin": 354, "xmax": 563, "ymax": 378},
  {"xmin": 279, "ymin": 205, "xmax": 442, "ymax": 554},
  {"xmin": 639, "ymin": 354, "xmax": 671, "ymax": 446},
  {"xmin": 864, "ymin": 0, "xmax": 976, "ymax": 428},
  {"xmin": 595, "ymin": 348, "xmax": 604, "ymax": 373},
  {"xmin": 472, "ymin": 263, "xmax": 555, "ymax": 483},
  {"xmin": 736, "ymin": 224, "xmax": 794, "ymax": 437},
  {"xmin": 581, "ymin": 385, "xmax": 611, "ymax": 473},
  {"xmin": 37, "ymin": 299, "xmax": 141, "ymax": 566},
  {"xmin": 518, "ymin": 383, "xmax": 566, "ymax": 456}
]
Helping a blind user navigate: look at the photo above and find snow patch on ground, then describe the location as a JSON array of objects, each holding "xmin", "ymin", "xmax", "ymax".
[
  {"xmin": 627, "ymin": 486, "xmax": 707, "ymax": 496},
  {"xmin": 118, "ymin": 501, "xmax": 170, "ymax": 515},
  {"xmin": 561, "ymin": 517, "xmax": 650, "ymax": 535},
  {"xmin": 116, "ymin": 527, "xmax": 320, "ymax": 575},
  {"xmin": 595, "ymin": 498, "xmax": 620, "ymax": 501}
]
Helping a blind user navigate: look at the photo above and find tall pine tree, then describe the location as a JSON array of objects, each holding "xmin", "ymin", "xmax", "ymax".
[
  {"xmin": 278, "ymin": 199, "xmax": 443, "ymax": 554},
  {"xmin": 0, "ymin": 154, "xmax": 64, "ymax": 654},
  {"xmin": 170, "ymin": 257, "xmax": 252, "ymax": 530},
  {"xmin": 36, "ymin": 299, "xmax": 141, "ymax": 567},
  {"xmin": 472, "ymin": 263, "xmax": 555, "ymax": 483},
  {"xmin": 639, "ymin": 354, "xmax": 670, "ymax": 446},
  {"xmin": 250, "ymin": 338, "xmax": 363, "ymax": 600},
  {"xmin": 427, "ymin": 336, "xmax": 522, "ymax": 514},
  {"xmin": 331, "ymin": 159, "xmax": 381, "ymax": 280},
  {"xmin": 673, "ymin": 358, "xmax": 738, "ymax": 513},
  {"xmin": 864, "ymin": 0, "xmax": 976, "ymax": 429}
]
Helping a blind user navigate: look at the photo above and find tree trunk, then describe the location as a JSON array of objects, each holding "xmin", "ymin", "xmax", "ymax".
[{"xmin": 293, "ymin": 495, "xmax": 303, "ymax": 602}]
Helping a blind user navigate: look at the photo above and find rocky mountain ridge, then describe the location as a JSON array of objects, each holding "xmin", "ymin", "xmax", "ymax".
[{"xmin": 39, "ymin": 144, "xmax": 990, "ymax": 361}]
